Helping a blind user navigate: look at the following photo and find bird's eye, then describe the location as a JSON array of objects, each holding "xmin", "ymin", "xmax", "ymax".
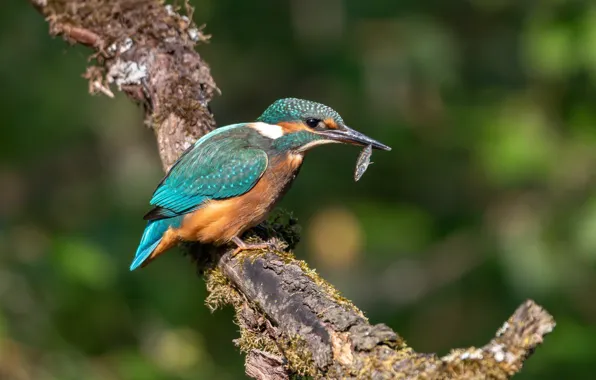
[{"xmin": 306, "ymin": 118, "xmax": 323, "ymax": 129}]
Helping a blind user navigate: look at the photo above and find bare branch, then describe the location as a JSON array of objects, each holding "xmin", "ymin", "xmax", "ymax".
[
  {"xmin": 245, "ymin": 350, "xmax": 289, "ymax": 380},
  {"xmin": 29, "ymin": 1, "xmax": 555, "ymax": 378}
]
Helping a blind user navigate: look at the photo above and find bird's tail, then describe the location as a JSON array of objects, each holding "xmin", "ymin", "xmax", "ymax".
[{"xmin": 130, "ymin": 216, "xmax": 183, "ymax": 271}]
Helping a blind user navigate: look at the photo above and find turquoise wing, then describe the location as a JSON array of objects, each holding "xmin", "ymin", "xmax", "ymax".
[{"xmin": 145, "ymin": 125, "xmax": 269, "ymax": 219}]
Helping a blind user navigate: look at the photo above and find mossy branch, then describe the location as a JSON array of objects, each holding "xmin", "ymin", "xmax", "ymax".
[{"xmin": 29, "ymin": 1, "xmax": 556, "ymax": 378}]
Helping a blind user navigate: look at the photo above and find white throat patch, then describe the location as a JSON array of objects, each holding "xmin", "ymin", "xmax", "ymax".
[
  {"xmin": 296, "ymin": 139, "xmax": 338, "ymax": 152},
  {"xmin": 250, "ymin": 122, "xmax": 284, "ymax": 139}
]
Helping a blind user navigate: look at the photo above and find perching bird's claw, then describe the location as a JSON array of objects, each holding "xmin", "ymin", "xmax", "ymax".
[{"xmin": 231, "ymin": 236, "xmax": 276, "ymax": 256}]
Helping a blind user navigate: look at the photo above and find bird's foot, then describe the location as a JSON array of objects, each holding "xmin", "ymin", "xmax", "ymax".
[{"xmin": 231, "ymin": 236, "xmax": 276, "ymax": 256}]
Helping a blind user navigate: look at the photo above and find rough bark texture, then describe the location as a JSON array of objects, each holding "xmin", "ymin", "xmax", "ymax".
[{"xmin": 30, "ymin": 1, "xmax": 556, "ymax": 379}]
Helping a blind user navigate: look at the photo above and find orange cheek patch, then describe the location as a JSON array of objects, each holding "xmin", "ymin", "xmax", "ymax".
[
  {"xmin": 278, "ymin": 121, "xmax": 308, "ymax": 133},
  {"xmin": 324, "ymin": 118, "xmax": 339, "ymax": 129}
]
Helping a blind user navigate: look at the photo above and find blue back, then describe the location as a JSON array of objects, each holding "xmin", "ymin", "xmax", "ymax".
[{"xmin": 148, "ymin": 123, "xmax": 269, "ymax": 217}]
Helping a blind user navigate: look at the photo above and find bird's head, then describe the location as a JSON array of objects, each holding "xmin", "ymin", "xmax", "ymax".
[{"xmin": 256, "ymin": 98, "xmax": 391, "ymax": 153}]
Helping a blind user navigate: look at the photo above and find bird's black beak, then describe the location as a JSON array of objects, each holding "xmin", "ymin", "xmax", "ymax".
[{"xmin": 321, "ymin": 125, "xmax": 391, "ymax": 151}]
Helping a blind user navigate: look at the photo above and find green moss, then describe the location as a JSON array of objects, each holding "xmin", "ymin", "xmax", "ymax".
[
  {"xmin": 204, "ymin": 266, "xmax": 240, "ymax": 312},
  {"xmin": 358, "ymin": 347, "xmax": 414, "ymax": 380},
  {"xmin": 235, "ymin": 324, "xmax": 281, "ymax": 357},
  {"xmin": 281, "ymin": 335, "xmax": 317, "ymax": 378},
  {"xmin": 204, "ymin": 265, "xmax": 282, "ymax": 359}
]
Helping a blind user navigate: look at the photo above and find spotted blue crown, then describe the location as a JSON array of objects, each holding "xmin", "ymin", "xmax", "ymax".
[{"xmin": 257, "ymin": 98, "xmax": 345, "ymax": 125}]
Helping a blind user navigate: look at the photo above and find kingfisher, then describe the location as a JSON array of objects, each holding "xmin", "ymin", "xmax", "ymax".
[{"xmin": 130, "ymin": 98, "xmax": 391, "ymax": 270}]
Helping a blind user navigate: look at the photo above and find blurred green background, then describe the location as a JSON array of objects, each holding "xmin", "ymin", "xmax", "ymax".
[{"xmin": 1, "ymin": 0, "xmax": 596, "ymax": 379}]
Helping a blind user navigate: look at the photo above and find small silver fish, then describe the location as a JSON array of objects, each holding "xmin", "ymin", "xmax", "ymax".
[{"xmin": 354, "ymin": 145, "xmax": 373, "ymax": 182}]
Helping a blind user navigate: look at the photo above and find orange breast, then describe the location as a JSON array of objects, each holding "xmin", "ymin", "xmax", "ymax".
[{"xmin": 174, "ymin": 153, "xmax": 303, "ymax": 244}]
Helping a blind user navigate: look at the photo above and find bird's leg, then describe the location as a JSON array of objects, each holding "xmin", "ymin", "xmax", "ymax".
[{"xmin": 231, "ymin": 236, "xmax": 273, "ymax": 256}]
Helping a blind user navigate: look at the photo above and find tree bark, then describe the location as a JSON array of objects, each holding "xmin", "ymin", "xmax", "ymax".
[{"xmin": 29, "ymin": 1, "xmax": 556, "ymax": 379}]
